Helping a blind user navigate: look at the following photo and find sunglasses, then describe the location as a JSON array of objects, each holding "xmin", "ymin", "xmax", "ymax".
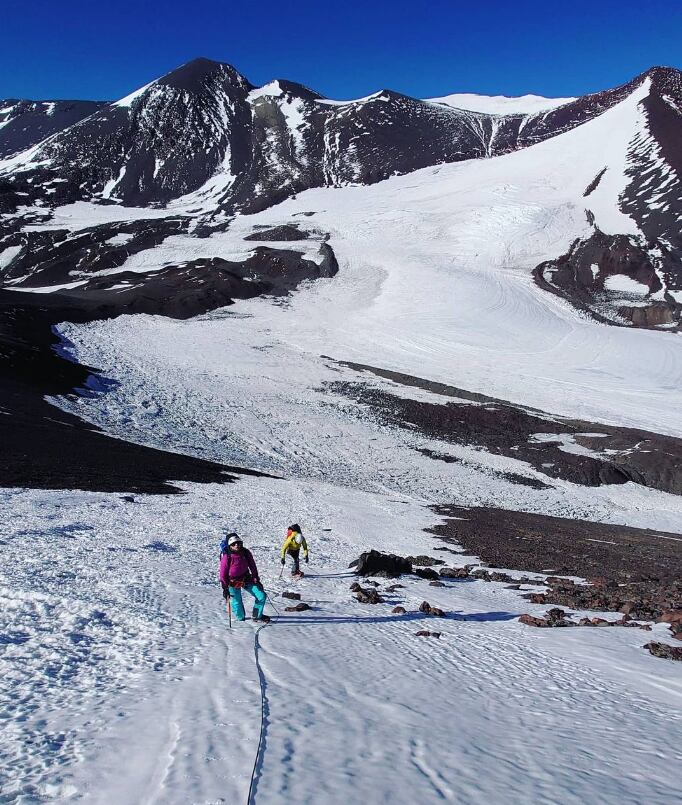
[{"xmin": 230, "ymin": 542, "xmax": 243, "ymax": 548}]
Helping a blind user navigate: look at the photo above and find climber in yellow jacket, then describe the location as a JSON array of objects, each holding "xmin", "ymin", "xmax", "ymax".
[{"xmin": 280, "ymin": 523, "xmax": 309, "ymax": 577}]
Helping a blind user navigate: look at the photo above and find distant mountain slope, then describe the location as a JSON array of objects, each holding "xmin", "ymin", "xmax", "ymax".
[
  {"xmin": 0, "ymin": 99, "xmax": 105, "ymax": 158},
  {"xmin": 0, "ymin": 59, "xmax": 680, "ymax": 329}
]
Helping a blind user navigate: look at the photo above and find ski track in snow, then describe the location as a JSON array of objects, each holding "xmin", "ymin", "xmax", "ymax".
[{"xmin": 2, "ymin": 79, "xmax": 682, "ymax": 803}]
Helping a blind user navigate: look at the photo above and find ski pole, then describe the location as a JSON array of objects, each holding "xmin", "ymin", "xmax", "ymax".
[{"xmin": 278, "ymin": 564, "xmax": 284, "ymax": 579}]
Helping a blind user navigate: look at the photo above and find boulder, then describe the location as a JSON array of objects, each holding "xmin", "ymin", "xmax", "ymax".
[
  {"xmin": 429, "ymin": 580, "xmax": 445, "ymax": 587},
  {"xmin": 355, "ymin": 587, "xmax": 385, "ymax": 604},
  {"xmin": 281, "ymin": 591, "xmax": 301, "ymax": 600},
  {"xmin": 645, "ymin": 642, "xmax": 682, "ymax": 661},
  {"xmin": 545, "ymin": 608, "xmax": 575, "ymax": 627},
  {"xmin": 391, "ymin": 606, "xmax": 406, "ymax": 615},
  {"xmin": 419, "ymin": 601, "xmax": 446, "ymax": 617},
  {"xmin": 284, "ymin": 602, "xmax": 311, "ymax": 612},
  {"xmin": 415, "ymin": 631, "xmax": 441, "ymax": 638},
  {"xmin": 439, "ymin": 566, "xmax": 470, "ymax": 579},
  {"xmin": 414, "ymin": 567, "xmax": 439, "ymax": 580},
  {"xmin": 406, "ymin": 555, "xmax": 445, "ymax": 567},
  {"xmin": 519, "ymin": 614, "xmax": 548, "ymax": 627},
  {"xmin": 657, "ymin": 609, "xmax": 682, "ymax": 625},
  {"xmin": 352, "ymin": 550, "xmax": 412, "ymax": 577},
  {"xmin": 385, "ymin": 584, "xmax": 405, "ymax": 592}
]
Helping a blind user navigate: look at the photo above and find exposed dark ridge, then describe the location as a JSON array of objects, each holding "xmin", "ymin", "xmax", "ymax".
[
  {"xmin": 325, "ymin": 358, "xmax": 682, "ymax": 496},
  {"xmin": 273, "ymin": 79, "xmax": 323, "ymax": 101}
]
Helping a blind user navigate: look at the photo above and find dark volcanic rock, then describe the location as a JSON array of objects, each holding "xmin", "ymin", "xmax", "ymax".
[
  {"xmin": 520, "ymin": 609, "xmax": 575, "ymax": 628},
  {"xmin": 519, "ymin": 614, "xmax": 549, "ymax": 628},
  {"xmin": 657, "ymin": 609, "xmax": 682, "ymax": 625},
  {"xmin": 541, "ymin": 577, "xmax": 682, "ymax": 622},
  {"xmin": 414, "ymin": 567, "xmax": 439, "ymax": 580},
  {"xmin": 431, "ymin": 505, "xmax": 682, "ymax": 586},
  {"xmin": 281, "ymin": 591, "xmax": 301, "ymax": 600},
  {"xmin": 534, "ymin": 230, "xmax": 681, "ymax": 331},
  {"xmin": 391, "ymin": 606, "xmax": 406, "ymax": 614},
  {"xmin": 415, "ymin": 631, "xmax": 441, "ymax": 638},
  {"xmin": 429, "ymin": 580, "xmax": 445, "ymax": 587},
  {"xmin": 439, "ymin": 566, "xmax": 471, "ymax": 579},
  {"xmin": 285, "ymin": 602, "xmax": 311, "ymax": 612},
  {"xmin": 419, "ymin": 601, "xmax": 446, "ymax": 617},
  {"xmin": 0, "ymin": 99, "xmax": 105, "ymax": 158},
  {"xmin": 353, "ymin": 550, "xmax": 412, "ymax": 577},
  {"xmin": 407, "ymin": 555, "xmax": 446, "ymax": 567},
  {"xmin": 645, "ymin": 642, "xmax": 682, "ymax": 661},
  {"xmin": 244, "ymin": 225, "xmax": 310, "ymax": 241},
  {"xmin": 0, "ymin": 290, "xmax": 263, "ymax": 493},
  {"xmin": 355, "ymin": 587, "xmax": 385, "ymax": 604}
]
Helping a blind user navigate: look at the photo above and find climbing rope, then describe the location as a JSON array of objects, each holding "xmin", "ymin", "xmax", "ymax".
[{"xmin": 246, "ymin": 621, "xmax": 270, "ymax": 804}]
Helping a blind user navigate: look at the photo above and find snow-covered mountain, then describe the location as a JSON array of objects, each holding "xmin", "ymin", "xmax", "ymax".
[
  {"xmin": 1, "ymin": 58, "xmax": 681, "ymax": 329},
  {"xmin": 2, "ymin": 59, "xmax": 682, "ymax": 804}
]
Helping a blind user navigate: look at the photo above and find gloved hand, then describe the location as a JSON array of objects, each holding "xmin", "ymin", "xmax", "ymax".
[
  {"xmin": 305, "ymin": 555, "xmax": 309, "ymax": 564},
  {"xmin": 281, "ymin": 558, "xmax": 285, "ymax": 566}
]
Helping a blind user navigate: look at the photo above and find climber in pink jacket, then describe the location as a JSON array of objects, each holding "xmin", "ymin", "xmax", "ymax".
[{"xmin": 219, "ymin": 533, "xmax": 269, "ymax": 623}]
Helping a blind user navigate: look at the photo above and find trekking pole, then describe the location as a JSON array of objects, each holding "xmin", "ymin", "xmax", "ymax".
[
  {"xmin": 278, "ymin": 565, "xmax": 284, "ymax": 579},
  {"xmin": 228, "ymin": 592, "xmax": 232, "ymax": 630}
]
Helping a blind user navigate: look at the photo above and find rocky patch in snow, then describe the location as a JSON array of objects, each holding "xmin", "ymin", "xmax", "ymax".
[
  {"xmin": 330, "ymin": 361, "xmax": 682, "ymax": 496},
  {"xmin": 645, "ymin": 642, "xmax": 682, "ymax": 661},
  {"xmin": 524, "ymin": 576, "xmax": 682, "ymax": 623},
  {"xmin": 534, "ymin": 230, "xmax": 681, "ymax": 330},
  {"xmin": 432, "ymin": 505, "xmax": 682, "ymax": 584}
]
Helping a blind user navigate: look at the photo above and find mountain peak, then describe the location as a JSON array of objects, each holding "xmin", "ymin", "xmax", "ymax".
[{"xmin": 158, "ymin": 57, "xmax": 253, "ymax": 93}]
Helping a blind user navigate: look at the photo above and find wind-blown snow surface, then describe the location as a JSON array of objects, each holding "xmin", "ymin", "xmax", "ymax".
[
  {"xmin": 3, "ymin": 79, "xmax": 682, "ymax": 803},
  {"xmin": 2, "ymin": 479, "xmax": 681, "ymax": 804}
]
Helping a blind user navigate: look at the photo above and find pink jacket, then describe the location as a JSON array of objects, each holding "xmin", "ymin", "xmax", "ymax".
[{"xmin": 219, "ymin": 548, "xmax": 260, "ymax": 587}]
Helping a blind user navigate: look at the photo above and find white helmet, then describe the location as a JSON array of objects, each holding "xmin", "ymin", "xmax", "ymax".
[
  {"xmin": 294, "ymin": 533, "xmax": 303, "ymax": 546},
  {"xmin": 227, "ymin": 534, "xmax": 243, "ymax": 547}
]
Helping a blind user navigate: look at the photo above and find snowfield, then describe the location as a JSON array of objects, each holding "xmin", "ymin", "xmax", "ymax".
[
  {"xmin": 2, "ymin": 77, "xmax": 682, "ymax": 803},
  {"xmin": 2, "ymin": 479, "xmax": 681, "ymax": 805}
]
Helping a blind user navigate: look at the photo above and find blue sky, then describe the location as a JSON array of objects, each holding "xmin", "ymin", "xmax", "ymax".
[{"xmin": 2, "ymin": 0, "xmax": 681, "ymax": 101}]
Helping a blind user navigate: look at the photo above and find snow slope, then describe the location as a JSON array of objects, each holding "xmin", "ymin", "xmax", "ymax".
[
  {"xmin": 1, "ymin": 478, "xmax": 680, "ymax": 804},
  {"xmin": 426, "ymin": 92, "xmax": 575, "ymax": 114}
]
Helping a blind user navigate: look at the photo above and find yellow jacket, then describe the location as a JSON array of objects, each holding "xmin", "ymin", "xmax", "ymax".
[{"xmin": 281, "ymin": 532, "xmax": 309, "ymax": 559}]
